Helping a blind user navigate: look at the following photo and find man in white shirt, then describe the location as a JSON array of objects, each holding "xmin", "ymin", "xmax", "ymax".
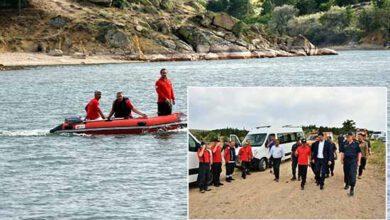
[{"xmin": 311, "ymin": 132, "xmax": 332, "ymax": 190}]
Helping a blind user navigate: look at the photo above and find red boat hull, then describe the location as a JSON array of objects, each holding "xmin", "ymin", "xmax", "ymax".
[{"xmin": 51, "ymin": 112, "xmax": 186, "ymax": 135}]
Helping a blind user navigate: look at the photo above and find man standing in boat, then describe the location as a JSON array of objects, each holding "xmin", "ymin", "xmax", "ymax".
[
  {"xmin": 155, "ymin": 68, "xmax": 175, "ymax": 116},
  {"xmin": 107, "ymin": 92, "xmax": 147, "ymax": 120},
  {"xmin": 85, "ymin": 90, "xmax": 106, "ymax": 120}
]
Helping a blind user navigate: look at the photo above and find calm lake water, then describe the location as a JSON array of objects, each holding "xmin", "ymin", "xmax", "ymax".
[{"xmin": 0, "ymin": 50, "xmax": 389, "ymax": 219}]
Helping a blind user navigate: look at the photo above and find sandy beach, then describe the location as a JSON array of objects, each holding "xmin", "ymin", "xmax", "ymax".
[{"xmin": 189, "ymin": 153, "xmax": 385, "ymax": 219}]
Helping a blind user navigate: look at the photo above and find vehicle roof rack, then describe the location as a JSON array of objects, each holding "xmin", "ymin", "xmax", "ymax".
[
  {"xmin": 282, "ymin": 125, "xmax": 301, "ymax": 128},
  {"xmin": 255, "ymin": 125, "xmax": 271, "ymax": 129}
]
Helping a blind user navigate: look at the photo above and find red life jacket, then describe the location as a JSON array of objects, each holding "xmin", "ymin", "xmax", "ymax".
[
  {"xmin": 212, "ymin": 145, "xmax": 222, "ymax": 163},
  {"xmin": 198, "ymin": 148, "xmax": 211, "ymax": 163}
]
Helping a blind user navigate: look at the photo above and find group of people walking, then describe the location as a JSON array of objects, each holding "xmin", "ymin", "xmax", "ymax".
[
  {"xmin": 84, "ymin": 68, "xmax": 175, "ymax": 120},
  {"xmin": 196, "ymin": 131, "xmax": 371, "ymax": 196}
]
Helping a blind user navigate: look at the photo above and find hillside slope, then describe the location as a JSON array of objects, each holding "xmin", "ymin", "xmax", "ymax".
[{"xmin": 0, "ymin": 0, "xmax": 337, "ymax": 61}]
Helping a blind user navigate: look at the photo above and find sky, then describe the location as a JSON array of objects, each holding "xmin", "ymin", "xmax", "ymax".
[{"xmin": 188, "ymin": 87, "xmax": 387, "ymax": 131}]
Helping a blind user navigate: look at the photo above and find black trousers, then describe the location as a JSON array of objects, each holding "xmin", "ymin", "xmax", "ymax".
[
  {"xmin": 359, "ymin": 157, "xmax": 367, "ymax": 176},
  {"xmin": 269, "ymin": 156, "xmax": 273, "ymax": 168},
  {"xmin": 344, "ymin": 158, "xmax": 358, "ymax": 187},
  {"xmin": 327, "ymin": 159, "xmax": 335, "ymax": 175},
  {"xmin": 315, "ymin": 158, "xmax": 327, "ymax": 186},
  {"xmin": 273, "ymin": 158, "xmax": 282, "ymax": 180},
  {"xmin": 241, "ymin": 161, "xmax": 250, "ymax": 178},
  {"xmin": 157, "ymin": 101, "xmax": 172, "ymax": 116},
  {"xmin": 198, "ymin": 163, "xmax": 210, "ymax": 191},
  {"xmin": 291, "ymin": 157, "xmax": 298, "ymax": 178},
  {"xmin": 211, "ymin": 162, "xmax": 222, "ymax": 185},
  {"xmin": 298, "ymin": 165, "xmax": 308, "ymax": 187},
  {"xmin": 226, "ymin": 162, "xmax": 235, "ymax": 178}
]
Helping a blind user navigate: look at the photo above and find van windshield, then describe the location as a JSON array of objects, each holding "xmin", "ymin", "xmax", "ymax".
[{"xmin": 244, "ymin": 133, "xmax": 267, "ymax": 146}]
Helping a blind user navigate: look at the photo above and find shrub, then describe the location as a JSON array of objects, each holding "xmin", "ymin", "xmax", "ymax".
[{"xmin": 269, "ymin": 4, "xmax": 298, "ymax": 35}]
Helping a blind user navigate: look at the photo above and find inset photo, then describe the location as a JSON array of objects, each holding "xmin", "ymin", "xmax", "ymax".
[{"xmin": 188, "ymin": 87, "xmax": 386, "ymax": 219}]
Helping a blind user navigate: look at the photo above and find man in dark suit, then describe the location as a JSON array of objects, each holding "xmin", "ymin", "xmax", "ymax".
[{"xmin": 311, "ymin": 132, "xmax": 332, "ymax": 190}]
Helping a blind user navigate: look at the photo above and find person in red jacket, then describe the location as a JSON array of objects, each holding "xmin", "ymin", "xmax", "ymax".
[
  {"xmin": 295, "ymin": 139, "xmax": 311, "ymax": 190},
  {"xmin": 85, "ymin": 90, "xmax": 105, "ymax": 120},
  {"xmin": 155, "ymin": 68, "xmax": 175, "ymax": 116},
  {"xmin": 197, "ymin": 141, "xmax": 212, "ymax": 193},
  {"xmin": 224, "ymin": 141, "xmax": 237, "ymax": 182},
  {"xmin": 238, "ymin": 140, "xmax": 253, "ymax": 179},
  {"xmin": 211, "ymin": 138, "xmax": 223, "ymax": 187}
]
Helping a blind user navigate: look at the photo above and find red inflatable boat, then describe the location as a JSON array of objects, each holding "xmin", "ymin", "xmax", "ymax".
[{"xmin": 50, "ymin": 112, "xmax": 187, "ymax": 135}]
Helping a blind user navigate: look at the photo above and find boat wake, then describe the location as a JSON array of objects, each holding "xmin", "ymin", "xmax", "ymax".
[{"xmin": 0, "ymin": 129, "xmax": 51, "ymax": 137}]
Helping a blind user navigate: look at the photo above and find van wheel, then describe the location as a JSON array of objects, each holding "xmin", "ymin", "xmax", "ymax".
[{"xmin": 258, "ymin": 158, "xmax": 267, "ymax": 171}]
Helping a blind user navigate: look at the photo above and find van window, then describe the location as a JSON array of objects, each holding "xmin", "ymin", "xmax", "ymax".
[
  {"xmin": 189, "ymin": 135, "xmax": 199, "ymax": 152},
  {"xmin": 297, "ymin": 132, "xmax": 304, "ymax": 140},
  {"xmin": 245, "ymin": 133, "xmax": 267, "ymax": 146}
]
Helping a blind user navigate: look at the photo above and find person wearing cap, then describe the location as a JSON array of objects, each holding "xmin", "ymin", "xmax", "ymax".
[
  {"xmin": 224, "ymin": 141, "xmax": 237, "ymax": 182},
  {"xmin": 269, "ymin": 139, "xmax": 284, "ymax": 182},
  {"xmin": 358, "ymin": 133, "xmax": 369, "ymax": 179},
  {"xmin": 238, "ymin": 140, "xmax": 253, "ymax": 179},
  {"xmin": 197, "ymin": 141, "xmax": 212, "ymax": 193},
  {"xmin": 85, "ymin": 90, "xmax": 106, "ymax": 120},
  {"xmin": 211, "ymin": 138, "xmax": 223, "ymax": 187},
  {"xmin": 326, "ymin": 136, "xmax": 337, "ymax": 177},
  {"xmin": 107, "ymin": 92, "xmax": 147, "ymax": 120},
  {"xmin": 155, "ymin": 68, "xmax": 175, "ymax": 116},
  {"xmin": 290, "ymin": 138, "xmax": 301, "ymax": 181},
  {"xmin": 341, "ymin": 132, "xmax": 362, "ymax": 196},
  {"xmin": 295, "ymin": 139, "xmax": 311, "ymax": 190},
  {"xmin": 311, "ymin": 132, "xmax": 332, "ymax": 190}
]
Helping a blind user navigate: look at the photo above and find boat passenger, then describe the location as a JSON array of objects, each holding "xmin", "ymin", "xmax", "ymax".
[
  {"xmin": 85, "ymin": 90, "xmax": 106, "ymax": 120},
  {"xmin": 107, "ymin": 92, "xmax": 147, "ymax": 120},
  {"xmin": 155, "ymin": 68, "xmax": 175, "ymax": 116}
]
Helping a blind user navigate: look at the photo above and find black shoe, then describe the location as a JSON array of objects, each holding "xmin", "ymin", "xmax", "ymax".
[
  {"xmin": 242, "ymin": 175, "xmax": 246, "ymax": 179},
  {"xmin": 349, "ymin": 189, "xmax": 354, "ymax": 196},
  {"xmin": 219, "ymin": 183, "xmax": 224, "ymax": 186},
  {"xmin": 214, "ymin": 184, "xmax": 220, "ymax": 187},
  {"xmin": 247, "ymin": 172, "xmax": 251, "ymax": 175},
  {"xmin": 316, "ymin": 182, "xmax": 320, "ymax": 186},
  {"xmin": 344, "ymin": 185, "xmax": 349, "ymax": 190},
  {"xmin": 331, "ymin": 172, "xmax": 334, "ymax": 176},
  {"xmin": 320, "ymin": 185, "xmax": 324, "ymax": 190},
  {"xmin": 291, "ymin": 177, "xmax": 297, "ymax": 181}
]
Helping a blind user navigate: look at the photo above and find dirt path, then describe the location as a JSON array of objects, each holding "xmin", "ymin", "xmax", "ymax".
[{"xmin": 189, "ymin": 155, "xmax": 385, "ymax": 219}]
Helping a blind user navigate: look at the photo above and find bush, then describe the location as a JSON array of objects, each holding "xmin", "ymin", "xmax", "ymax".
[
  {"xmin": 319, "ymin": 6, "xmax": 353, "ymax": 31},
  {"xmin": 206, "ymin": 0, "xmax": 254, "ymax": 19},
  {"xmin": 112, "ymin": 0, "xmax": 130, "ymax": 8},
  {"xmin": 269, "ymin": 4, "xmax": 298, "ymax": 35},
  {"xmin": 206, "ymin": 0, "xmax": 229, "ymax": 12}
]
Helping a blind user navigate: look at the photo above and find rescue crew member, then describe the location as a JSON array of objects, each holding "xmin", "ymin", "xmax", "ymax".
[
  {"xmin": 341, "ymin": 132, "xmax": 362, "ymax": 196},
  {"xmin": 107, "ymin": 92, "xmax": 147, "ymax": 120},
  {"xmin": 295, "ymin": 139, "xmax": 311, "ymax": 190},
  {"xmin": 267, "ymin": 134, "xmax": 276, "ymax": 172},
  {"xmin": 311, "ymin": 132, "xmax": 332, "ymax": 190},
  {"xmin": 326, "ymin": 136, "xmax": 337, "ymax": 177},
  {"xmin": 211, "ymin": 138, "xmax": 223, "ymax": 187},
  {"xmin": 238, "ymin": 140, "xmax": 253, "ymax": 179},
  {"xmin": 85, "ymin": 90, "xmax": 105, "ymax": 120},
  {"xmin": 224, "ymin": 141, "xmax": 237, "ymax": 182},
  {"xmin": 197, "ymin": 141, "xmax": 212, "ymax": 193},
  {"xmin": 270, "ymin": 139, "xmax": 284, "ymax": 182},
  {"xmin": 358, "ymin": 133, "xmax": 369, "ymax": 179},
  {"xmin": 155, "ymin": 68, "xmax": 175, "ymax": 116},
  {"xmin": 291, "ymin": 138, "xmax": 301, "ymax": 181}
]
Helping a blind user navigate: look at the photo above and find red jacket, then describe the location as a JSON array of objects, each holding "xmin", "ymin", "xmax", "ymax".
[
  {"xmin": 85, "ymin": 98, "xmax": 101, "ymax": 120},
  {"xmin": 212, "ymin": 144, "xmax": 222, "ymax": 163},
  {"xmin": 239, "ymin": 145, "xmax": 253, "ymax": 162},
  {"xmin": 224, "ymin": 146, "xmax": 234, "ymax": 162},
  {"xmin": 197, "ymin": 148, "xmax": 211, "ymax": 164},
  {"xmin": 155, "ymin": 77, "xmax": 175, "ymax": 103}
]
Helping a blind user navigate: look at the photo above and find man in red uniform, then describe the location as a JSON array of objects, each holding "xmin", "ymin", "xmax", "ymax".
[
  {"xmin": 155, "ymin": 68, "xmax": 175, "ymax": 116},
  {"xmin": 107, "ymin": 92, "xmax": 147, "ymax": 120},
  {"xmin": 238, "ymin": 140, "xmax": 253, "ymax": 179},
  {"xmin": 224, "ymin": 141, "xmax": 237, "ymax": 182},
  {"xmin": 211, "ymin": 139, "xmax": 223, "ymax": 187},
  {"xmin": 85, "ymin": 90, "xmax": 105, "ymax": 120},
  {"xmin": 197, "ymin": 141, "xmax": 212, "ymax": 193},
  {"xmin": 295, "ymin": 139, "xmax": 311, "ymax": 190}
]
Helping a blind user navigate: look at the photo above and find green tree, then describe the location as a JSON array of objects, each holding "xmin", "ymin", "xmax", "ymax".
[
  {"xmin": 228, "ymin": 0, "xmax": 254, "ymax": 19},
  {"xmin": 206, "ymin": 0, "xmax": 230, "ymax": 12},
  {"xmin": 341, "ymin": 119, "xmax": 356, "ymax": 133},
  {"xmin": 269, "ymin": 4, "xmax": 298, "ymax": 35},
  {"xmin": 261, "ymin": 0, "xmax": 275, "ymax": 15}
]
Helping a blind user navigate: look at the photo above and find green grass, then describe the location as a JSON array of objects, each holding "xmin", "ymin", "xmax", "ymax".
[{"xmin": 369, "ymin": 140, "xmax": 386, "ymax": 173}]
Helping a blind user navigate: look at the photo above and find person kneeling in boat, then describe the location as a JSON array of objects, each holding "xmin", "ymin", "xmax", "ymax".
[
  {"xmin": 107, "ymin": 92, "xmax": 147, "ymax": 120},
  {"xmin": 85, "ymin": 90, "xmax": 106, "ymax": 120}
]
